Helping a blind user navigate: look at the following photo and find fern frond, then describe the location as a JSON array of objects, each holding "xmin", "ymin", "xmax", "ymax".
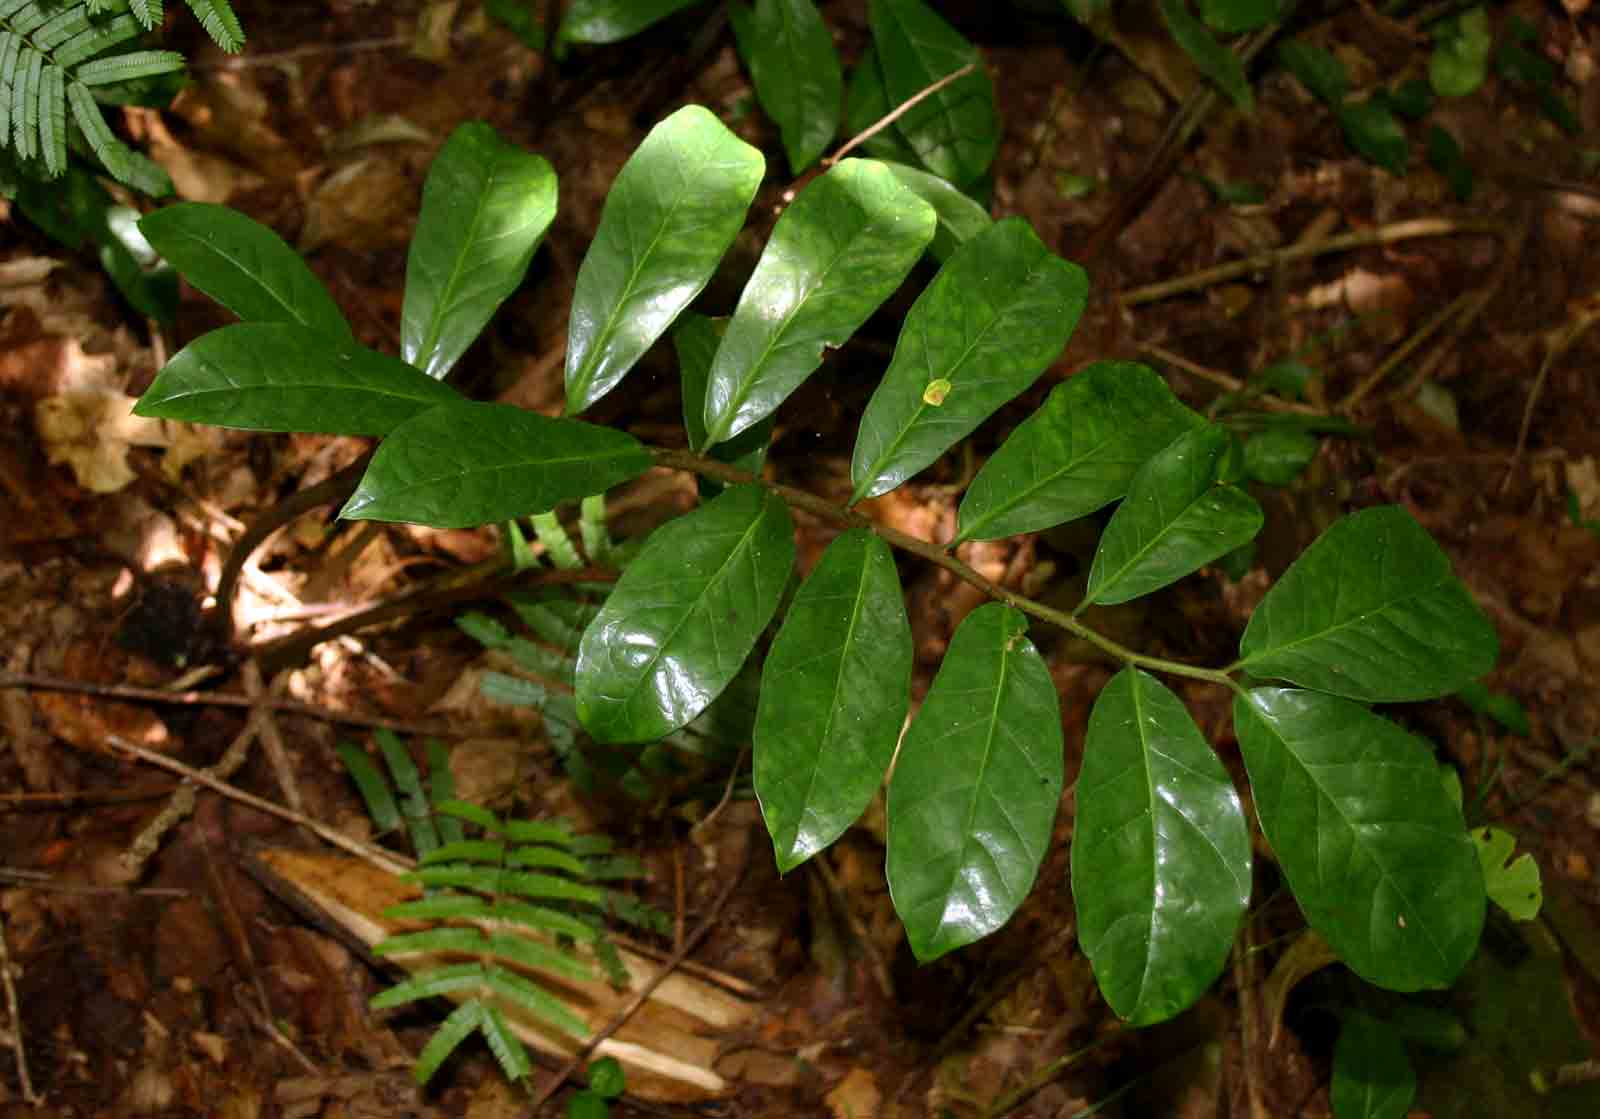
[
  {"xmin": 52, "ymin": 15, "xmax": 142, "ymax": 69},
  {"xmin": 482, "ymin": 968, "xmax": 590, "ymax": 1038},
  {"xmin": 13, "ymin": 47, "xmax": 40, "ymax": 159},
  {"xmin": 502, "ymin": 819, "xmax": 577, "ymax": 848},
  {"xmin": 371, "ymin": 962, "xmax": 486, "ymax": 1009},
  {"xmin": 384, "ymin": 895, "xmax": 492, "ymax": 922},
  {"xmin": 507, "ymin": 845, "xmax": 588, "ymax": 876},
  {"xmin": 372, "ymin": 927, "xmax": 487, "ymax": 958},
  {"xmin": 477, "ymin": 1005, "xmax": 533, "ymax": 1084},
  {"xmin": 483, "ymin": 931, "xmax": 593, "ymax": 982},
  {"xmin": 481, "ymin": 901, "xmax": 600, "ymax": 941},
  {"xmin": 433, "ymin": 798, "xmax": 501, "ymax": 833},
  {"xmin": 38, "ymin": 61, "xmax": 61, "ymax": 175},
  {"xmin": 0, "ymin": 33, "xmax": 21, "ymax": 144},
  {"xmin": 68, "ymin": 77, "xmax": 129, "ymax": 180},
  {"xmin": 4, "ymin": 2, "xmax": 52, "ymax": 36},
  {"xmin": 183, "ymin": 0, "xmax": 242, "ymax": 53},
  {"xmin": 127, "ymin": 0, "xmax": 159, "ymax": 30},
  {"xmin": 74, "ymin": 48, "xmax": 183, "ymax": 84},
  {"xmin": 422, "ymin": 839, "xmax": 508, "ymax": 866},
  {"xmin": 36, "ymin": 8, "xmax": 95, "ymax": 50},
  {"xmin": 413, "ymin": 1001, "xmax": 485, "ymax": 1084}
]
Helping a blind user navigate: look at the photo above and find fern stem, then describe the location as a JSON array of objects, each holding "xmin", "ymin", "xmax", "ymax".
[{"xmin": 650, "ymin": 447, "xmax": 1237, "ymax": 689}]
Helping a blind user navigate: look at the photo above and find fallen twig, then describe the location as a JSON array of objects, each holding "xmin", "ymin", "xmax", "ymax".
[
  {"xmin": 0, "ymin": 669, "xmax": 472, "ymax": 738},
  {"xmin": 828, "ymin": 63, "xmax": 977, "ymax": 166},
  {"xmin": 527, "ymin": 834, "xmax": 752, "ymax": 1114},
  {"xmin": 0, "ymin": 910, "xmax": 39, "ymax": 1104}
]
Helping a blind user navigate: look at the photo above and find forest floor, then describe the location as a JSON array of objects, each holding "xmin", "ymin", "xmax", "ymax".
[{"xmin": 4, "ymin": 1, "xmax": 1600, "ymax": 1117}]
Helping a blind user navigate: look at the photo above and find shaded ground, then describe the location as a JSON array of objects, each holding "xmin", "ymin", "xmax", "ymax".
[{"xmin": 4, "ymin": 1, "xmax": 1600, "ymax": 1116}]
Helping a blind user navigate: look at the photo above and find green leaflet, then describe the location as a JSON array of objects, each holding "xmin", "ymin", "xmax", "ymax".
[
  {"xmin": 139, "ymin": 202, "xmax": 352, "ymax": 339},
  {"xmin": 730, "ymin": 0, "xmax": 841, "ymax": 175},
  {"xmin": 868, "ymin": 0, "xmax": 998, "ymax": 185},
  {"xmin": 1332, "ymin": 1011, "xmax": 1415, "ymax": 1119},
  {"xmin": 565, "ymin": 105, "xmax": 764, "ymax": 414},
  {"xmin": 701, "ymin": 159, "xmax": 935, "ymax": 448},
  {"xmin": 676, "ymin": 314, "xmax": 773, "ymax": 480},
  {"xmin": 1234, "ymin": 688, "xmax": 1486, "ymax": 991},
  {"xmin": 1473, "ymin": 826, "xmax": 1541, "ymax": 921},
  {"xmin": 1336, "ymin": 100, "xmax": 1409, "ymax": 176},
  {"xmin": 887, "ymin": 603, "xmax": 1063, "ymax": 961},
  {"xmin": 850, "ymin": 217, "xmax": 1087, "ymax": 503},
  {"xmin": 1083, "ymin": 425, "xmax": 1263, "ymax": 606},
  {"xmin": 1072, "ymin": 668, "xmax": 1250, "ymax": 1025},
  {"xmin": 1159, "ymin": 0, "xmax": 1253, "ymax": 111},
  {"xmin": 575, "ymin": 484, "xmax": 795, "ymax": 743},
  {"xmin": 558, "ymin": 0, "xmax": 701, "ymax": 43},
  {"xmin": 402, "ymin": 122, "xmax": 557, "ymax": 380},
  {"xmin": 956, "ymin": 361, "xmax": 1203, "ymax": 543},
  {"xmin": 1236, "ymin": 505, "xmax": 1498, "ymax": 702},
  {"xmin": 133, "ymin": 322, "xmax": 459, "ymax": 434},
  {"xmin": 341, "ymin": 401, "xmax": 652, "ymax": 528},
  {"xmin": 1277, "ymin": 39, "xmax": 1348, "ymax": 104},
  {"xmin": 754, "ymin": 529, "xmax": 912, "ymax": 873},
  {"xmin": 879, "ymin": 160, "xmax": 991, "ymax": 262},
  {"xmin": 1199, "ymin": 0, "xmax": 1278, "ymax": 35}
]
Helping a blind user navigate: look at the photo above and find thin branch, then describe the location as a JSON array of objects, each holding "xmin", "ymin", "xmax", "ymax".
[
  {"xmin": 0, "ymin": 910, "xmax": 38, "ymax": 1104},
  {"xmin": 1118, "ymin": 218, "xmax": 1504, "ymax": 307},
  {"xmin": 0, "ymin": 670, "xmax": 472, "ymax": 738},
  {"xmin": 526, "ymin": 835, "xmax": 752, "ymax": 1114},
  {"xmin": 651, "ymin": 448, "xmax": 1237, "ymax": 688},
  {"xmin": 828, "ymin": 62, "xmax": 977, "ymax": 165},
  {"xmin": 105, "ymin": 736, "xmax": 412, "ymax": 877}
]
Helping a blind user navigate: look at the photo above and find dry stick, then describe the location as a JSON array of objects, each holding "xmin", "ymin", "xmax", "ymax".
[
  {"xmin": 0, "ymin": 910, "xmax": 38, "ymax": 1104},
  {"xmin": 106, "ymin": 735, "xmax": 412, "ymax": 877},
  {"xmin": 118, "ymin": 664, "xmax": 283, "ymax": 879},
  {"xmin": 213, "ymin": 454, "xmax": 373, "ymax": 642},
  {"xmin": 1501, "ymin": 303, "xmax": 1600, "ymax": 494},
  {"xmin": 1137, "ymin": 342, "xmax": 1320, "ymax": 414},
  {"xmin": 1118, "ymin": 218, "xmax": 1504, "ymax": 307},
  {"xmin": 254, "ymin": 563, "xmax": 617, "ymax": 676},
  {"xmin": 650, "ymin": 448, "xmax": 1234, "ymax": 689},
  {"xmin": 526, "ymin": 838, "xmax": 752, "ymax": 1115},
  {"xmin": 1340, "ymin": 289, "xmax": 1475, "ymax": 413},
  {"xmin": 827, "ymin": 62, "xmax": 977, "ymax": 165},
  {"xmin": 0, "ymin": 670, "xmax": 468, "ymax": 738},
  {"xmin": 243, "ymin": 661, "xmax": 304, "ymax": 816}
]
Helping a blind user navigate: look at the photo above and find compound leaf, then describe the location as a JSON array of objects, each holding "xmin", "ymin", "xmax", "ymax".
[
  {"xmin": 341, "ymin": 401, "xmax": 652, "ymax": 528},
  {"xmin": 576, "ymin": 484, "xmax": 794, "ymax": 743},
  {"xmin": 869, "ymin": 0, "xmax": 998, "ymax": 184},
  {"xmin": 754, "ymin": 528, "xmax": 912, "ymax": 873},
  {"xmin": 1332, "ymin": 1011, "xmax": 1415, "ymax": 1119},
  {"xmin": 134, "ymin": 322, "xmax": 459, "ymax": 434},
  {"xmin": 139, "ymin": 203, "xmax": 352, "ymax": 339},
  {"xmin": 880, "ymin": 160, "xmax": 991, "ymax": 262},
  {"xmin": 702, "ymin": 159, "xmax": 935, "ymax": 448},
  {"xmin": 559, "ymin": 0, "xmax": 701, "ymax": 43},
  {"xmin": 887, "ymin": 603, "xmax": 1063, "ymax": 960},
  {"xmin": 1236, "ymin": 505, "xmax": 1498, "ymax": 702},
  {"xmin": 566, "ymin": 105, "xmax": 764, "ymax": 414},
  {"xmin": 850, "ymin": 217, "xmax": 1086, "ymax": 502},
  {"xmin": 1083, "ymin": 425, "xmax": 1263, "ymax": 606},
  {"xmin": 1073, "ymin": 668, "xmax": 1251, "ymax": 1025},
  {"xmin": 957, "ymin": 362, "xmax": 1202, "ymax": 543},
  {"xmin": 403, "ymin": 122, "xmax": 558, "ymax": 380},
  {"xmin": 730, "ymin": 0, "xmax": 841, "ymax": 174},
  {"xmin": 1234, "ymin": 688, "xmax": 1486, "ymax": 991}
]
